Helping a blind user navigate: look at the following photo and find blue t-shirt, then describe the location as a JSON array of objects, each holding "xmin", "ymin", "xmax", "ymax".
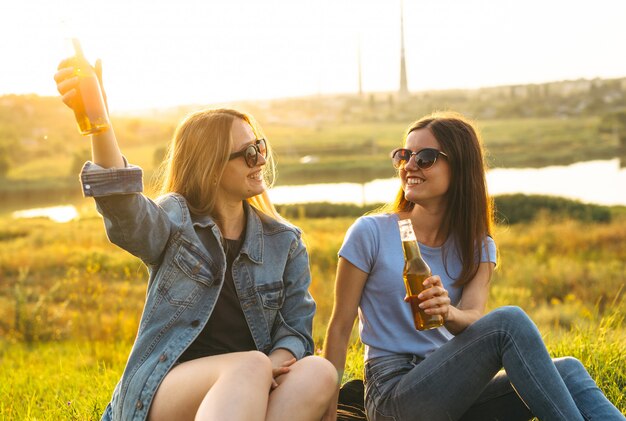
[{"xmin": 338, "ymin": 213, "xmax": 497, "ymax": 361}]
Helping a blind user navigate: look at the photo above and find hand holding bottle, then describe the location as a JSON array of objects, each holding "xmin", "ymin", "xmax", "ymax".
[
  {"xmin": 398, "ymin": 219, "xmax": 445, "ymax": 330},
  {"xmin": 404, "ymin": 274, "xmax": 451, "ymax": 321},
  {"xmin": 54, "ymin": 39, "xmax": 123, "ymax": 169},
  {"xmin": 53, "ymin": 39, "xmax": 110, "ymax": 135}
]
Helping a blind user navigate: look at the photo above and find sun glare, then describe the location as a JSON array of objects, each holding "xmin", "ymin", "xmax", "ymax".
[{"xmin": 2, "ymin": 0, "xmax": 626, "ymax": 111}]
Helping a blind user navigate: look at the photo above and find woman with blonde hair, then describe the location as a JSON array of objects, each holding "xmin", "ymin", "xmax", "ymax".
[
  {"xmin": 54, "ymin": 58, "xmax": 337, "ymax": 421},
  {"xmin": 323, "ymin": 112, "xmax": 624, "ymax": 420}
]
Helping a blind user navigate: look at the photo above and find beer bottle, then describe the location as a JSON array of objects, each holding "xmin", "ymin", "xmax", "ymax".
[
  {"xmin": 398, "ymin": 219, "xmax": 444, "ymax": 330},
  {"xmin": 70, "ymin": 38, "xmax": 110, "ymax": 135}
]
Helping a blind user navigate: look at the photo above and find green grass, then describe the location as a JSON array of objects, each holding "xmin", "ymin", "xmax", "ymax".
[
  {"xmin": 0, "ymin": 211, "xmax": 625, "ymax": 418},
  {"xmin": 0, "ymin": 341, "xmax": 127, "ymax": 420}
]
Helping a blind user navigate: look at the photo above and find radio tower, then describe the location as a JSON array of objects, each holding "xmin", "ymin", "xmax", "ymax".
[
  {"xmin": 358, "ymin": 34, "xmax": 363, "ymax": 97},
  {"xmin": 399, "ymin": 0, "xmax": 409, "ymax": 99}
]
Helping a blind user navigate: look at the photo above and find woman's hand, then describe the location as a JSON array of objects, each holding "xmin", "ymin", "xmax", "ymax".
[
  {"xmin": 53, "ymin": 58, "xmax": 107, "ymax": 112},
  {"xmin": 53, "ymin": 58, "xmax": 80, "ymax": 110},
  {"xmin": 268, "ymin": 350, "xmax": 297, "ymax": 390},
  {"xmin": 271, "ymin": 357, "xmax": 295, "ymax": 389},
  {"xmin": 405, "ymin": 275, "xmax": 451, "ymax": 320}
]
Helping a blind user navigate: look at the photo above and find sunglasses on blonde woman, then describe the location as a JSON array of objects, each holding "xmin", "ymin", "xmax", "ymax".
[
  {"xmin": 229, "ymin": 138, "xmax": 267, "ymax": 168},
  {"xmin": 390, "ymin": 147, "xmax": 448, "ymax": 170}
]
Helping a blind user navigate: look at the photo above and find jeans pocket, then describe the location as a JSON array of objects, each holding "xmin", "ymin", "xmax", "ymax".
[
  {"xmin": 366, "ymin": 355, "xmax": 414, "ymax": 388},
  {"xmin": 365, "ymin": 355, "xmax": 414, "ymax": 421}
]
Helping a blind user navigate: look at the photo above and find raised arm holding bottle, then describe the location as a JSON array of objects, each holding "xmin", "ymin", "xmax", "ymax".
[{"xmin": 54, "ymin": 45, "xmax": 336, "ymax": 421}]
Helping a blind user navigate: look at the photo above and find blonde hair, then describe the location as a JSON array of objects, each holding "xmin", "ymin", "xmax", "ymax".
[{"xmin": 157, "ymin": 108, "xmax": 280, "ymax": 219}]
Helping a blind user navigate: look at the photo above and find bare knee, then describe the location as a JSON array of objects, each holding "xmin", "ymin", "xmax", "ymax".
[
  {"xmin": 296, "ymin": 356, "xmax": 339, "ymax": 399},
  {"xmin": 231, "ymin": 350, "xmax": 273, "ymax": 380}
]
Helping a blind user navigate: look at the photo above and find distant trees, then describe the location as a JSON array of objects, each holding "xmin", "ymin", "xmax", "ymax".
[
  {"xmin": 599, "ymin": 110, "xmax": 626, "ymax": 163},
  {"xmin": 70, "ymin": 148, "xmax": 91, "ymax": 176},
  {"xmin": 0, "ymin": 152, "xmax": 9, "ymax": 178},
  {"xmin": 275, "ymin": 195, "xmax": 612, "ymax": 224}
]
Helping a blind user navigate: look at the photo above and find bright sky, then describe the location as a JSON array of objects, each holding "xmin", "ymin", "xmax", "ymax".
[{"xmin": 2, "ymin": 0, "xmax": 626, "ymax": 112}]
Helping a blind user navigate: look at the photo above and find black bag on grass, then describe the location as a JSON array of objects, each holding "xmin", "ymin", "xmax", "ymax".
[{"xmin": 337, "ymin": 379, "xmax": 366, "ymax": 421}]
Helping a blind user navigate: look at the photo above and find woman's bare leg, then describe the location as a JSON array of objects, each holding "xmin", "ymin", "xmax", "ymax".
[
  {"xmin": 149, "ymin": 350, "xmax": 273, "ymax": 421},
  {"xmin": 266, "ymin": 355, "xmax": 338, "ymax": 421}
]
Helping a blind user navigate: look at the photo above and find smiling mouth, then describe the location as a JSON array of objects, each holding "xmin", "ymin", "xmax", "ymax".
[
  {"xmin": 248, "ymin": 171, "xmax": 263, "ymax": 180},
  {"xmin": 406, "ymin": 176, "xmax": 424, "ymax": 185}
]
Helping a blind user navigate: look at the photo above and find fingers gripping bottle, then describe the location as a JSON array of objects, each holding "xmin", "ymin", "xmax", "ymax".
[
  {"xmin": 71, "ymin": 39, "xmax": 110, "ymax": 135},
  {"xmin": 398, "ymin": 219, "xmax": 444, "ymax": 330}
]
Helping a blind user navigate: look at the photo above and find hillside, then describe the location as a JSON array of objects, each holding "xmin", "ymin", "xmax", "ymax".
[{"xmin": 1, "ymin": 76, "xmax": 625, "ymax": 194}]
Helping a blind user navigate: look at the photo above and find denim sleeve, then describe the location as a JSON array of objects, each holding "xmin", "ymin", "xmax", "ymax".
[
  {"xmin": 80, "ymin": 160, "xmax": 143, "ymax": 197},
  {"xmin": 270, "ymin": 236, "xmax": 315, "ymax": 359},
  {"xmin": 80, "ymin": 160, "xmax": 174, "ymax": 265}
]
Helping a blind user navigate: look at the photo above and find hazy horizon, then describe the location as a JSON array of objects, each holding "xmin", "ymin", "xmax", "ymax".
[{"xmin": 3, "ymin": 0, "xmax": 626, "ymax": 112}]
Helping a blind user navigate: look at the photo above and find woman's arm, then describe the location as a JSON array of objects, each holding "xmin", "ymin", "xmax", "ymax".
[
  {"xmin": 89, "ymin": 128, "xmax": 124, "ymax": 169},
  {"xmin": 54, "ymin": 58, "xmax": 173, "ymax": 264},
  {"xmin": 269, "ymin": 236, "xmax": 316, "ymax": 359},
  {"xmin": 419, "ymin": 261, "xmax": 495, "ymax": 335},
  {"xmin": 322, "ymin": 257, "xmax": 368, "ymax": 421}
]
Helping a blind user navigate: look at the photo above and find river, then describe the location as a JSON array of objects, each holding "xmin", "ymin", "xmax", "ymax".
[{"xmin": 9, "ymin": 159, "xmax": 626, "ymax": 223}]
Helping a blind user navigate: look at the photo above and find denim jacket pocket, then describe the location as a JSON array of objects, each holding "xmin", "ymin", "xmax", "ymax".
[
  {"xmin": 256, "ymin": 281, "xmax": 285, "ymax": 326},
  {"xmin": 174, "ymin": 244, "xmax": 215, "ymax": 287},
  {"xmin": 157, "ymin": 243, "xmax": 215, "ymax": 307}
]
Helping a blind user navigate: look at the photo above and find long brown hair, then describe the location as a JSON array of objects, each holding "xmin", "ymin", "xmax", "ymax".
[
  {"xmin": 380, "ymin": 111, "xmax": 495, "ymax": 286},
  {"xmin": 156, "ymin": 108, "xmax": 279, "ymax": 219}
]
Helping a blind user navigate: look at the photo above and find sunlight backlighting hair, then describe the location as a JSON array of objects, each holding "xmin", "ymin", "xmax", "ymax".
[
  {"xmin": 378, "ymin": 111, "xmax": 495, "ymax": 286},
  {"xmin": 157, "ymin": 108, "xmax": 280, "ymax": 219}
]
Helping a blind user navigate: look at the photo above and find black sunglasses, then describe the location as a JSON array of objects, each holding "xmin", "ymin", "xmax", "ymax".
[
  {"xmin": 228, "ymin": 138, "xmax": 267, "ymax": 168},
  {"xmin": 390, "ymin": 147, "xmax": 448, "ymax": 170}
]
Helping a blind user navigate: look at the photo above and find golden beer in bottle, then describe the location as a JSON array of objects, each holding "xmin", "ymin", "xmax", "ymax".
[
  {"xmin": 71, "ymin": 39, "xmax": 110, "ymax": 135},
  {"xmin": 398, "ymin": 219, "xmax": 444, "ymax": 330}
]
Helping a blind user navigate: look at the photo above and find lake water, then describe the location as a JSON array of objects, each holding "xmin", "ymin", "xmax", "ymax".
[
  {"xmin": 10, "ymin": 159, "xmax": 626, "ymax": 223},
  {"xmin": 269, "ymin": 159, "xmax": 626, "ymax": 206},
  {"xmin": 12, "ymin": 205, "xmax": 79, "ymax": 223}
]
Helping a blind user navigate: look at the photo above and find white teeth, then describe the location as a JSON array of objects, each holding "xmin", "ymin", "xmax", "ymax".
[
  {"xmin": 407, "ymin": 177, "xmax": 424, "ymax": 185},
  {"xmin": 249, "ymin": 172, "xmax": 262, "ymax": 180}
]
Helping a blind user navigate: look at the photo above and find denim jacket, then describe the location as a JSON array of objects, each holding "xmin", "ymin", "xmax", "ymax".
[{"xmin": 80, "ymin": 161, "xmax": 315, "ymax": 421}]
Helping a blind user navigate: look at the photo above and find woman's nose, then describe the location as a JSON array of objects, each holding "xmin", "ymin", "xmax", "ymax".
[{"xmin": 404, "ymin": 154, "xmax": 419, "ymax": 170}]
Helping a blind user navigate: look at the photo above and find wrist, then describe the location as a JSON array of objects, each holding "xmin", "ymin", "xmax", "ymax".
[{"xmin": 443, "ymin": 305, "xmax": 455, "ymax": 322}]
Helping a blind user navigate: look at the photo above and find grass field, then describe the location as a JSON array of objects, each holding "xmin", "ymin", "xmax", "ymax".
[{"xmin": 0, "ymin": 209, "xmax": 625, "ymax": 419}]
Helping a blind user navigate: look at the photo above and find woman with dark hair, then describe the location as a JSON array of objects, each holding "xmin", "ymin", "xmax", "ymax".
[
  {"xmin": 54, "ymin": 58, "xmax": 337, "ymax": 421},
  {"xmin": 323, "ymin": 112, "xmax": 624, "ymax": 420}
]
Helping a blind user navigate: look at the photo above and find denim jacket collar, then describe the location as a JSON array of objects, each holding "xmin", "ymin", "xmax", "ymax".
[{"xmin": 190, "ymin": 201, "xmax": 263, "ymax": 264}]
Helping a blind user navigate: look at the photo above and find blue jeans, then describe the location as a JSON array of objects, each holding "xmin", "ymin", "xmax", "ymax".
[{"xmin": 364, "ymin": 306, "xmax": 624, "ymax": 421}]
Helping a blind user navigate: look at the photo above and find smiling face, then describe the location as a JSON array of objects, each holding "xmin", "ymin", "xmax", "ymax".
[
  {"xmin": 217, "ymin": 118, "xmax": 267, "ymax": 204},
  {"xmin": 401, "ymin": 128, "xmax": 451, "ymax": 207}
]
